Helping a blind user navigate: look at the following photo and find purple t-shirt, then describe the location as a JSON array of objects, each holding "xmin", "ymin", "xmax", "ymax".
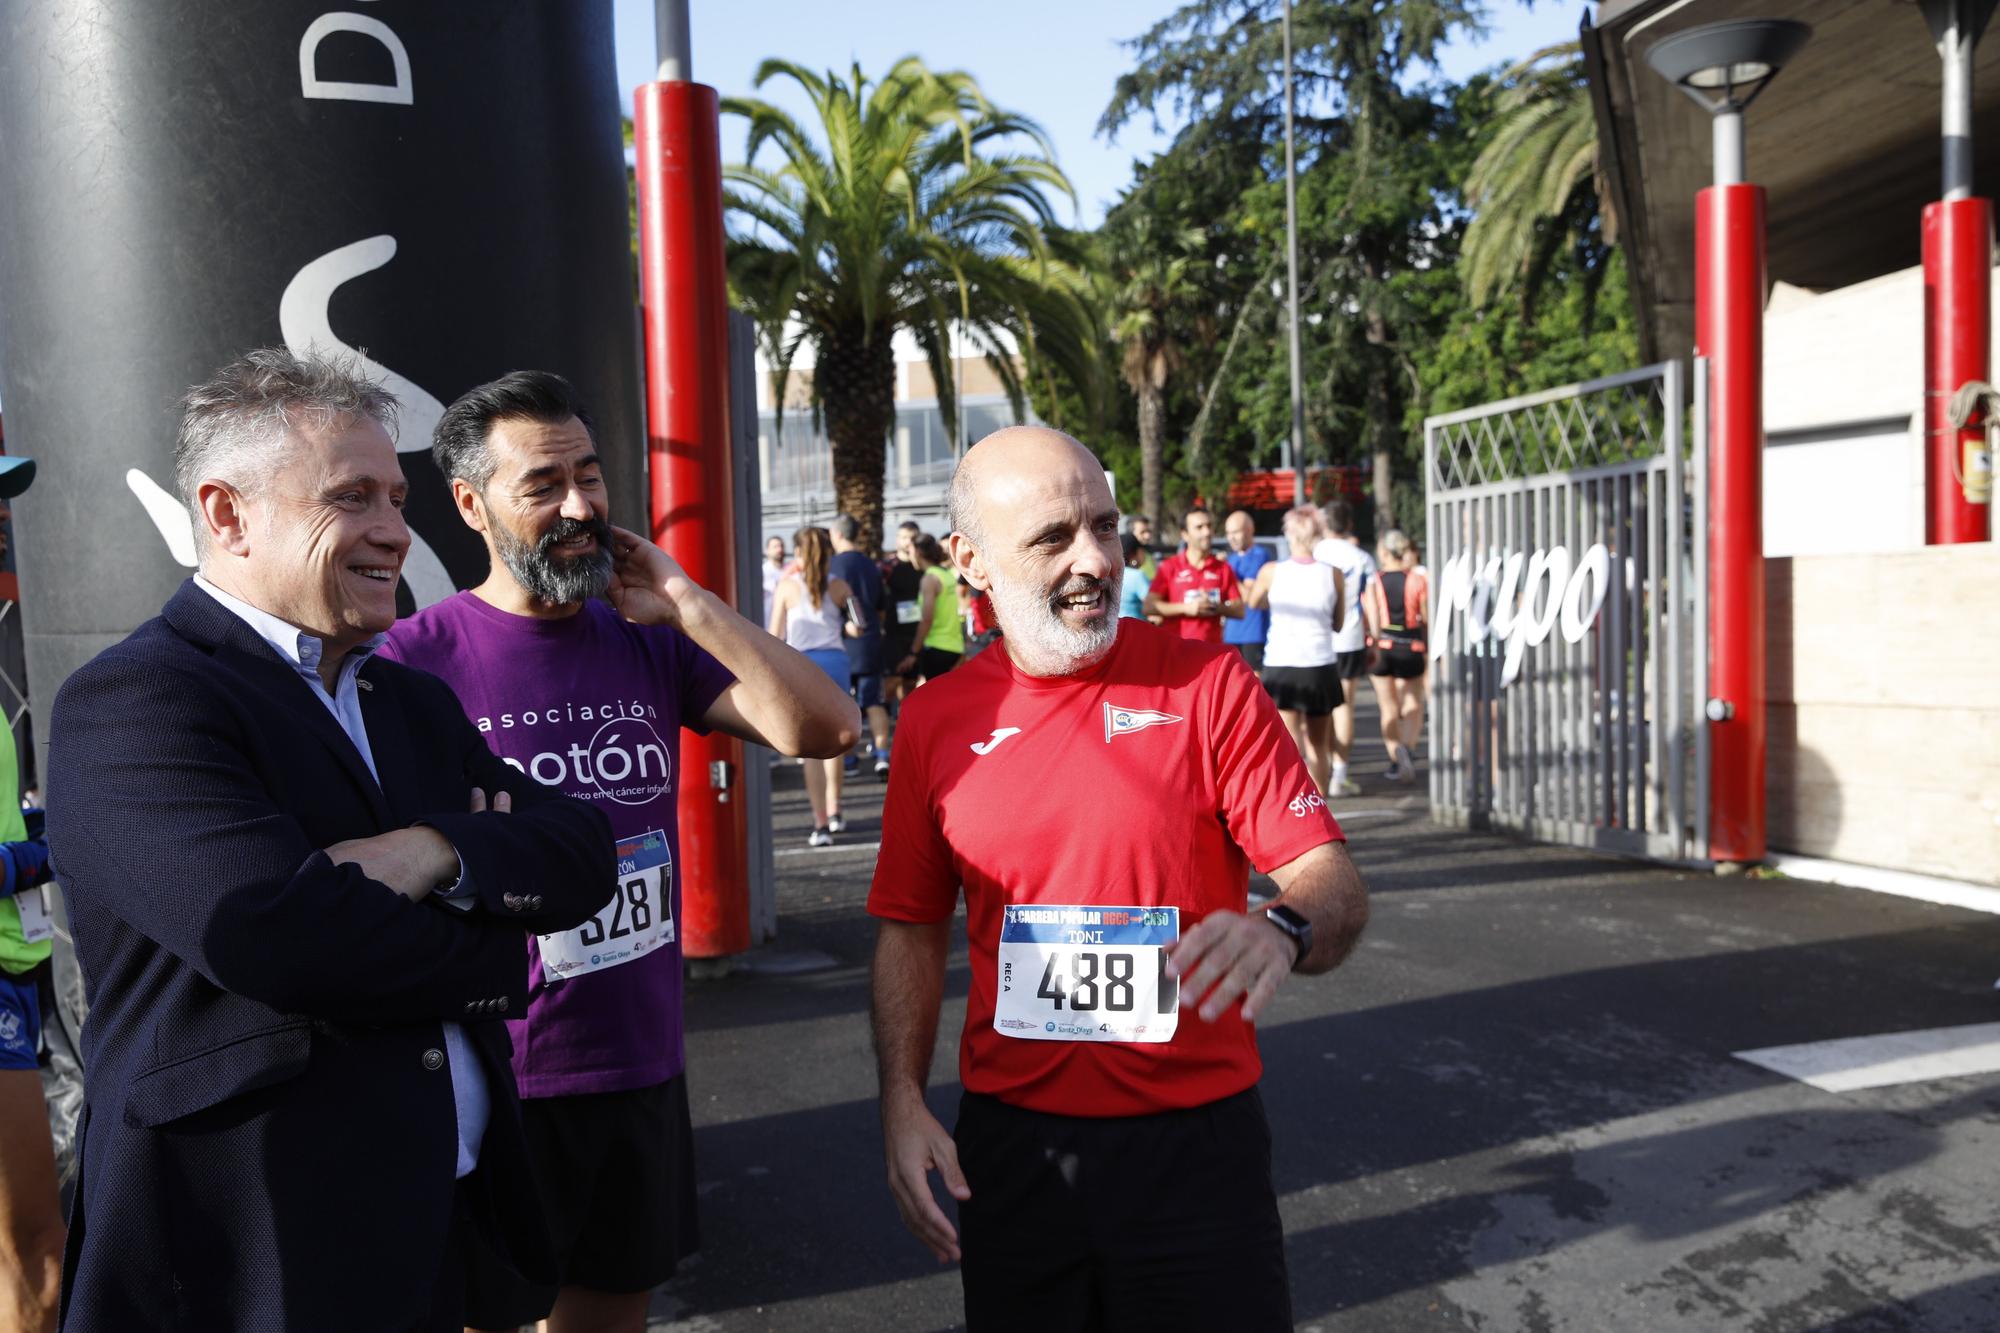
[{"xmin": 380, "ymin": 593, "xmax": 734, "ymax": 1098}]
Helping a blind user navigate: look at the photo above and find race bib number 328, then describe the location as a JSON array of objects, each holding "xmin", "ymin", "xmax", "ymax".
[
  {"xmin": 537, "ymin": 828, "xmax": 675, "ymax": 983},
  {"xmin": 993, "ymin": 904, "xmax": 1178, "ymax": 1043}
]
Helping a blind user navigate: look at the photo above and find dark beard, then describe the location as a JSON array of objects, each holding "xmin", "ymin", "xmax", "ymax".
[{"xmin": 493, "ymin": 513, "xmax": 613, "ymax": 606}]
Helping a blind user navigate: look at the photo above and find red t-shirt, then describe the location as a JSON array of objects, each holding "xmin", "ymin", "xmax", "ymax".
[
  {"xmin": 867, "ymin": 620, "xmax": 1343, "ymax": 1117},
  {"xmin": 1148, "ymin": 553, "xmax": 1241, "ymax": 643}
]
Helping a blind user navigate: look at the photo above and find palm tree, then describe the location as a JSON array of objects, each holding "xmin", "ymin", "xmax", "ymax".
[
  {"xmin": 1460, "ymin": 42, "xmax": 1617, "ymax": 312},
  {"xmin": 1100, "ymin": 213, "xmax": 1203, "ymax": 534},
  {"xmin": 723, "ymin": 57, "xmax": 1099, "ymax": 549}
]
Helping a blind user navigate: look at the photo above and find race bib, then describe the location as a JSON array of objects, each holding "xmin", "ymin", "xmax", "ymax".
[
  {"xmin": 895, "ymin": 599, "xmax": 921, "ymax": 625},
  {"xmin": 16, "ymin": 887, "xmax": 52, "ymax": 945},
  {"xmin": 993, "ymin": 904, "xmax": 1178, "ymax": 1043},
  {"xmin": 537, "ymin": 828, "xmax": 675, "ymax": 983}
]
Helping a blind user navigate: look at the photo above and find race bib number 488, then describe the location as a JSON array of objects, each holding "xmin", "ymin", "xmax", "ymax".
[
  {"xmin": 537, "ymin": 829, "xmax": 675, "ymax": 983},
  {"xmin": 993, "ymin": 904, "xmax": 1179, "ymax": 1043}
]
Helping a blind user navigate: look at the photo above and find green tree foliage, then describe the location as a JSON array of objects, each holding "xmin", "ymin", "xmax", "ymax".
[
  {"xmin": 722, "ymin": 57, "xmax": 1101, "ymax": 548},
  {"xmin": 1460, "ymin": 41, "xmax": 1617, "ymax": 315},
  {"xmin": 1032, "ymin": 1, "xmax": 1636, "ymax": 536}
]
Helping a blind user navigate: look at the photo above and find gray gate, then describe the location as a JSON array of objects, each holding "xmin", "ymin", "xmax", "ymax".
[{"xmin": 1423, "ymin": 360, "xmax": 1706, "ymax": 861}]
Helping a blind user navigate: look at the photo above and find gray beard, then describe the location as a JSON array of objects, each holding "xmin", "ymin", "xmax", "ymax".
[
  {"xmin": 987, "ymin": 569, "xmax": 1119, "ymax": 677},
  {"xmin": 493, "ymin": 515, "xmax": 613, "ymax": 606}
]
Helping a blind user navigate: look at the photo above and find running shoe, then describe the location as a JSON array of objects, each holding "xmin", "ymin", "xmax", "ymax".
[
  {"xmin": 873, "ymin": 751, "xmax": 890, "ymax": 776},
  {"xmin": 807, "ymin": 827, "xmax": 833, "ymax": 848},
  {"xmin": 827, "ymin": 814, "xmax": 847, "ymax": 834},
  {"xmin": 1334, "ymin": 777, "xmax": 1363, "ymax": 797}
]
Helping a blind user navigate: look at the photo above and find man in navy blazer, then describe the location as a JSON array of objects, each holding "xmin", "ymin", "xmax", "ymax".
[{"xmin": 44, "ymin": 349, "xmax": 616, "ymax": 1331}]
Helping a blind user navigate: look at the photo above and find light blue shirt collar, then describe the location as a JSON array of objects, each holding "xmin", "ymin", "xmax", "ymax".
[{"xmin": 192, "ymin": 574, "xmax": 386, "ymax": 686}]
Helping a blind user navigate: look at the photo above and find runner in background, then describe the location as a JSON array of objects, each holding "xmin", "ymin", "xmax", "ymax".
[
  {"xmin": 1222, "ymin": 509, "xmax": 1272, "ymax": 669},
  {"xmin": 1365, "ymin": 529, "xmax": 1429, "ymax": 783},
  {"xmin": 869, "ymin": 426, "xmax": 1368, "ymax": 1330},
  {"xmin": 1247, "ymin": 506, "xmax": 1345, "ymax": 797},
  {"xmin": 1310, "ymin": 499, "xmax": 1376, "ymax": 795},
  {"xmin": 381, "ymin": 371, "xmax": 858, "ymax": 1331},
  {"xmin": 897, "ymin": 533, "xmax": 963, "ymax": 684},
  {"xmin": 761, "ymin": 534, "xmax": 786, "ymax": 630},
  {"xmin": 772, "ymin": 526, "xmax": 861, "ymax": 844},
  {"xmin": 1145, "ymin": 508, "xmax": 1243, "ymax": 643},
  {"xmin": 883, "ymin": 521, "xmax": 925, "ymax": 710},
  {"xmin": 829, "ymin": 515, "xmax": 892, "ymax": 776},
  {"xmin": 1123, "ymin": 514, "xmax": 1159, "ymax": 581},
  {"xmin": 1118, "ymin": 532, "xmax": 1151, "ymax": 619},
  {"xmin": 0, "ymin": 454, "xmax": 62, "ymax": 1333}
]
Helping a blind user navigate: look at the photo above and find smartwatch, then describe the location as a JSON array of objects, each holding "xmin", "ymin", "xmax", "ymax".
[{"xmin": 1263, "ymin": 903, "xmax": 1313, "ymax": 969}]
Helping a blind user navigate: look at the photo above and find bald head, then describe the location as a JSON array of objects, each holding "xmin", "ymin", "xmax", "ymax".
[
  {"xmin": 946, "ymin": 426, "xmax": 1108, "ymax": 548},
  {"xmin": 945, "ymin": 426, "xmax": 1122, "ymax": 677}
]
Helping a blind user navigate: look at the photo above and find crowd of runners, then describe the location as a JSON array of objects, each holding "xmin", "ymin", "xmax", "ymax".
[{"xmin": 762, "ymin": 494, "xmax": 1432, "ymax": 848}]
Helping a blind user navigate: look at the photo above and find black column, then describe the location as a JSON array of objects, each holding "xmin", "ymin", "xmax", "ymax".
[{"xmin": 0, "ymin": 1, "xmax": 644, "ymax": 757}]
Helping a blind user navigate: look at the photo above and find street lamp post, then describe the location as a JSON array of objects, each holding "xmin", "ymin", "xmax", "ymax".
[
  {"xmin": 634, "ymin": 0, "xmax": 752, "ymax": 955},
  {"xmin": 1283, "ymin": 0, "xmax": 1307, "ymax": 509},
  {"xmin": 1647, "ymin": 19, "xmax": 1810, "ymax": 867}
]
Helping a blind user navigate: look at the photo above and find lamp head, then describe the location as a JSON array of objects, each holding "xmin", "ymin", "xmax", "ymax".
[{"xmin": 1646, "ymin": 18, "xmax": 1811, "ymax": 114}]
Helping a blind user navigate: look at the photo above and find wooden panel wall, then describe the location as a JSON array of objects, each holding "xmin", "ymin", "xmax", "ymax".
[{"xmin": 1766, "ymin": 545, "xmax": 2000, "ymax": 885}]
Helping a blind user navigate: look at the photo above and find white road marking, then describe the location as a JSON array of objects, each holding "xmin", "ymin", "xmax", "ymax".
[{"xmin": 1734, "ymin": 1023, "xmax": 2000, "ymax": 1092}]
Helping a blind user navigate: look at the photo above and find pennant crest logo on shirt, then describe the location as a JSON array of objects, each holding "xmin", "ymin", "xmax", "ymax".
[{"xmin": 1103, "ymin": 703, "xmax": 1184, "ymax": 743}]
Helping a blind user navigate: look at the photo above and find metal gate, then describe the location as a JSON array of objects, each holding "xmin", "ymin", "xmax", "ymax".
[{"xmin": 1423, "ymin": 360, "xmax": 1706, "ymax": 861}]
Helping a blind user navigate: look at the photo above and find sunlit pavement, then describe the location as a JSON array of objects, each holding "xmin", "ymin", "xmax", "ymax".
[{"xmin": 648, "ymin": 694, "xmax": 2000, "ymax": 1331}]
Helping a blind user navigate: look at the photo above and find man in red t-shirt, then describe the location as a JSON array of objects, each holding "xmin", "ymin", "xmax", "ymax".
[
  {"xmin": 868, "ymin": 427, "xmax": 1369, "ymax": 1331},
  {"xmin": 1144, "ymin": 507, "xmax": 1244, "ymax": 643}
]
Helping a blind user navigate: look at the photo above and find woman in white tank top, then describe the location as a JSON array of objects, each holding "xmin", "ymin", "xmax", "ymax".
[
  {"xmin": 768, "ymin": 526, "xmax": 857, "ymax": 845},
  {"xmin": 1245, "ymin": 507, "xmax": 1346, "ymax": 796}
]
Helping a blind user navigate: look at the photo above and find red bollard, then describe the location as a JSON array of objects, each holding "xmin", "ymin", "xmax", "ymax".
[
  {"xmin": 1697, "ymin": 183, "xmax": 1768, "ymax": 865},
  {"xmin": 634, "ymin": 79, "xmax": 751, "ymax": 957},
  {"xmin": 1922, "ymin": 197, "xmax": 1994, "ymax": 546}
]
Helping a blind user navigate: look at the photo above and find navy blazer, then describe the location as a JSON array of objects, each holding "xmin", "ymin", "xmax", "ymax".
[{"xmin": 45, "ymin": 581, "xmax": 615, "ymax": 1332}]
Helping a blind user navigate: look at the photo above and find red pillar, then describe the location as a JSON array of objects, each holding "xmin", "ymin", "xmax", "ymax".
[
  {"xmin": 1922, "ymin": 197, "xmax": 1994, "ymax": 544},
  {"xmin": 1697, "ymin": 184, "xmax": 1768, "ymax": 864},
  {"xmin": 634, "ymin": 80, "xmax": 751, "ymax": 957}
]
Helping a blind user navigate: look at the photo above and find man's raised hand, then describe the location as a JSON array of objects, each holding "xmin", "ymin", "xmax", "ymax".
[{"xmin": 605, "ymin": 525, "xmax": 702, "ymax": 628}]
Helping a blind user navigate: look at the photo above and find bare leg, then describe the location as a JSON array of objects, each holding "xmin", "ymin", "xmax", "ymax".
[
  {"xmin": 1401, "ymin": 674, "xmax": 1428, "ymax": 761},
  {"xmin": 803, "ymin": 757, "xmax": 829, "ymax": 827},
  {"xmin": 544, "ymin": 1285, "xmax": 653, "ymax": 1333},
  {"xmin": 825, "ymin": 754, "xmax": 845, "ymax": 820},
  {"xmin": 0, "ymin": 1069, "xmax": 64, "ymax": 1333},
  {"xmin": 1368, "ymin": 674, "xmax": 1402, "ymax": 770},
  {"xmin": 1331, "ymin": 686, "xmax": 1355, "ymax": 763},
  {"xmin": 1301, "ymin": 712, "xmax": 1333, "ymax": 795},
  {"xmin": 1277, "ymin": 709, "xmax": 1310, "ymax": 777},
  {"xmin": 866, "ymin": 704, "xmax": 891, "ymax": 753}
]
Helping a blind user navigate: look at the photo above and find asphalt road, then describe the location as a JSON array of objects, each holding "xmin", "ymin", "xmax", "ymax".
[{"xmin": 646, "ymin": 697, "xmax": 2000, "ymax": 1332}]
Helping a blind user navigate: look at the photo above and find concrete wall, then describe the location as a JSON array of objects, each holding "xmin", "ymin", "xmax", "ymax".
[
  {"xmin": 1762, "ymin": 263, "xmax": 1999, "ymax": 557},
  {"xmin": 1766, "ymin": 544, "xmax": 2000, "ymax": 885}
]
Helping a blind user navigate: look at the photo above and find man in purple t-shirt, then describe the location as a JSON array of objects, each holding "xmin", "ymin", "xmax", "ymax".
[{"xmin": 380, "ymin": 371, "xmax": 859, "ymax": 1332}]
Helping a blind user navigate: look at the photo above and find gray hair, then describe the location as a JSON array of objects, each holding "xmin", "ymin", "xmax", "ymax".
[
  {"xmin": 1380, "ymin": 527, "xmax": 1412, "ymax": 560},
  {"xmin": 945, "ymin": 464, "xmax": 983, "ymax": 549},
  {"xmin": 175, "ymin": 347, "xmax": 398, "ymax": 557},
  {"xmin": 831, "ymin": 513, "xmax": 860, "ymax": 543}
]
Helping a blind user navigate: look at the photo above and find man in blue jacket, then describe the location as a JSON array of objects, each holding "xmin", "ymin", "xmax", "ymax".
[{"xmin": 44, "ymin": 349, "xmax": 614, "ymax": 1332}]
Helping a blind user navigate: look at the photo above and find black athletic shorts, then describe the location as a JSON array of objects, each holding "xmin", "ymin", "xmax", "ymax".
[
  {"xmin": 1369, "ymin": 645, "xmax": 1427, "ymax": 679},
  {"xmin": 465, "ymin": 1076, "xmax": 699, "ymax": 1327},
  {"xmin": 915, "ymin": 646, "xmax": 961, "ymax": 680},
  {"xmin": 1333, "ymin": 648, "xmax": 1370, "ymax": 679},
  {"xmin": 1261, "ymin": 663, "xmax": 1344, "ymax": 717},
  {"xmin": 1232, "ymin": 642, "xmax": 1265, "ymax": 671},
  {"xmin": 954, "ymin": 1087, "xmax": 1291, "ymax": 1332}
]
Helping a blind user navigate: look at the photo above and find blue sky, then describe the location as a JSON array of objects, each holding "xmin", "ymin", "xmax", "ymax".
[{"xmin": 612, "ymin": 1, "xmax": 1591, "ymax": 227}]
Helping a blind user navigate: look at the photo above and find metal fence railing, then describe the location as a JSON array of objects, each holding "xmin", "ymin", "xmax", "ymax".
[{"xmin": 1424, "ymin": 361, "xmax": 1706, "ymax": 862}]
